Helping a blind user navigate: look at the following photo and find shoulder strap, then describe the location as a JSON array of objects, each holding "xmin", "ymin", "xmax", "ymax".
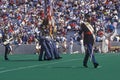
[{"xmin": 83, "ymin": 22, "xmax": 95, "ymax": 40}]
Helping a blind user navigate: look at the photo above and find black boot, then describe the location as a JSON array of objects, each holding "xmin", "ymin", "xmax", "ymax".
[
  {"xmin": 5, "ymin": 58, "xmax": 9, "ymax": 61},
  {"xmin": 55, "ymin": 57, "xmax": 62, "ymax": 59},
  {"xmin": 83, "ymin": 63, "xmax": 88, "ymax": 68},
  {"xmin": 94, "ymin": 63, "xmax": 99, "ymax": 68}
]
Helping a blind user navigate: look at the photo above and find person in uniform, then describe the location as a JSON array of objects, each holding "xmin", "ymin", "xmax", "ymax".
[
  {"xmin": 38, "ymin": 17, "xmax": 62, "ymax": 61},
  {"xmin": 51, "ymin": 39, "xmax": 62, "ymax": 59},
  {"xmin": 2, "ymin": 29, "xmax": 12, "ymax": 60},
  {"xmin": 79, "ymin": 14, "xmax": 99, "ymax": 68},
  {"xmin": 38, "ymin": 36, "xmax": 52, "ymax": 61}
]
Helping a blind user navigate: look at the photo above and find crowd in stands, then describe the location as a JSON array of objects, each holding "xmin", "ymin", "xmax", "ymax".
[{"xmin": 0, "ymin": 0, "xmax": 120, "ymax": 53}]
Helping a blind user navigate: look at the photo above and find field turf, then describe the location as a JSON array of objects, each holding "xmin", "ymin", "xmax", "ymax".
[{"xmin": 0, "ymin": 53, "xmax": 120, "ymax": 80}]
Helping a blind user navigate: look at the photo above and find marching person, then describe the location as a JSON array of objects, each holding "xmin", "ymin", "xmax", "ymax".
[
  {"xmin": 45, "ymin": 36, "xmax": 54, "ymax": 59},
  {"xmin": 51, "ymin": 39, "xmax": 62, "ymax": 59},
  {"xmin": 38, "ymin": 36, "xmax": 52, "ymax": 61},
  {"xmin": 45, "ymin": 36, "xmax": 62, "ymax": 60},
  {"xmin": 2, "ymin": 29, "xmax": 12, "ymax": 60},
  {"xmin": 79, "ymin": 14, "xmax": 99, "ymax": 68}
]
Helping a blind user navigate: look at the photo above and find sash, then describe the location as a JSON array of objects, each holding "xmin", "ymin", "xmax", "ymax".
[
  {"xmin": 83, "ymin": 22, "xmax": 95, "ymax": 61},
  {"xmin": 84, "ymin": 22, "xmax": 95, "ymax": 61},
  {"xmin": 84, "ymin": 22, "xmax": 95, "ymax": 41}
]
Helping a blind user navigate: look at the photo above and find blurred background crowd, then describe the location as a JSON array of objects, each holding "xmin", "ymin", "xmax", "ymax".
[{"xmin": 0, "ymin": 0, "xmax": 120, "ymax": 49}]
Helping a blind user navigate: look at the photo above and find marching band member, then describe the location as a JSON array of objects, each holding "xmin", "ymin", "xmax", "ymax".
[
  {"xmin": 2, "ymin": 29, "xmax": 13, "ymax": 60},
  {"xmin": 79, "ymin": 13, "xmax": 99, "ymax": 68}
]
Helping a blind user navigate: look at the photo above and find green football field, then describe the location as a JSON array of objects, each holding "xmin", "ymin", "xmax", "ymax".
[{"xmin": 0, "ymin": 53, "xmax": 120, "ymax": 80}]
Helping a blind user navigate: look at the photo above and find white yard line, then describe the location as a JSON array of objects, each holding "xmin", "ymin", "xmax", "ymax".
[{"xmin": 0, "ymin": 58, "xmax": 81, "ymax": 74}]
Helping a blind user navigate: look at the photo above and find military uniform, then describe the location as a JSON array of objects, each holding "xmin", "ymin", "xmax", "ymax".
[
  {"xmin": 2, "ymin": 33, "xmax": 11, "ymax": 60},
  {"xmin": 51, "ymin": 40, "xmax": 62, "ymax": 59},
  {"xmin": 79, "ymin": 22, "xmax": 99, "ymax": 68},
  {"xmin": 38, "ymin": 36, "xmax": 52, "ymax": 61}
]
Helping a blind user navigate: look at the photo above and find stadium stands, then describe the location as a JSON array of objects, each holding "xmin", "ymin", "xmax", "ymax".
[{"xmin": 0, "ymin": 0, "xmax": 120, "ymax": 54}]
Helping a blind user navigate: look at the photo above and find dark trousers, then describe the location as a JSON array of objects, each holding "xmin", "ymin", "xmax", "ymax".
[
  {"xmin": 39, "ymin": 40, "xmax": 52, "ymax": 60},
  {"xmin": 48, "ymin": 41, "xmax": 60, "ymax": 59},
  {"xmin": 51, "ymin": 41, "xmax": 60, "ymax": 58},
  {"xmin": 4, "ymin": 46, "xmax": 10, "ymax": 59},
  {"xmin": 45, "ymin": 41, "xmax": 54, "ymax": 59},
  {"xmin": 83, "ymin": 44, "xmax": 97, "ymax": 65}
]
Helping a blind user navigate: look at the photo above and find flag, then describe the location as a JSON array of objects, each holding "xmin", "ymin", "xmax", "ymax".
[{"xmin": 46, "ymin": 0, "xmax": 55, "ymax": 36}]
